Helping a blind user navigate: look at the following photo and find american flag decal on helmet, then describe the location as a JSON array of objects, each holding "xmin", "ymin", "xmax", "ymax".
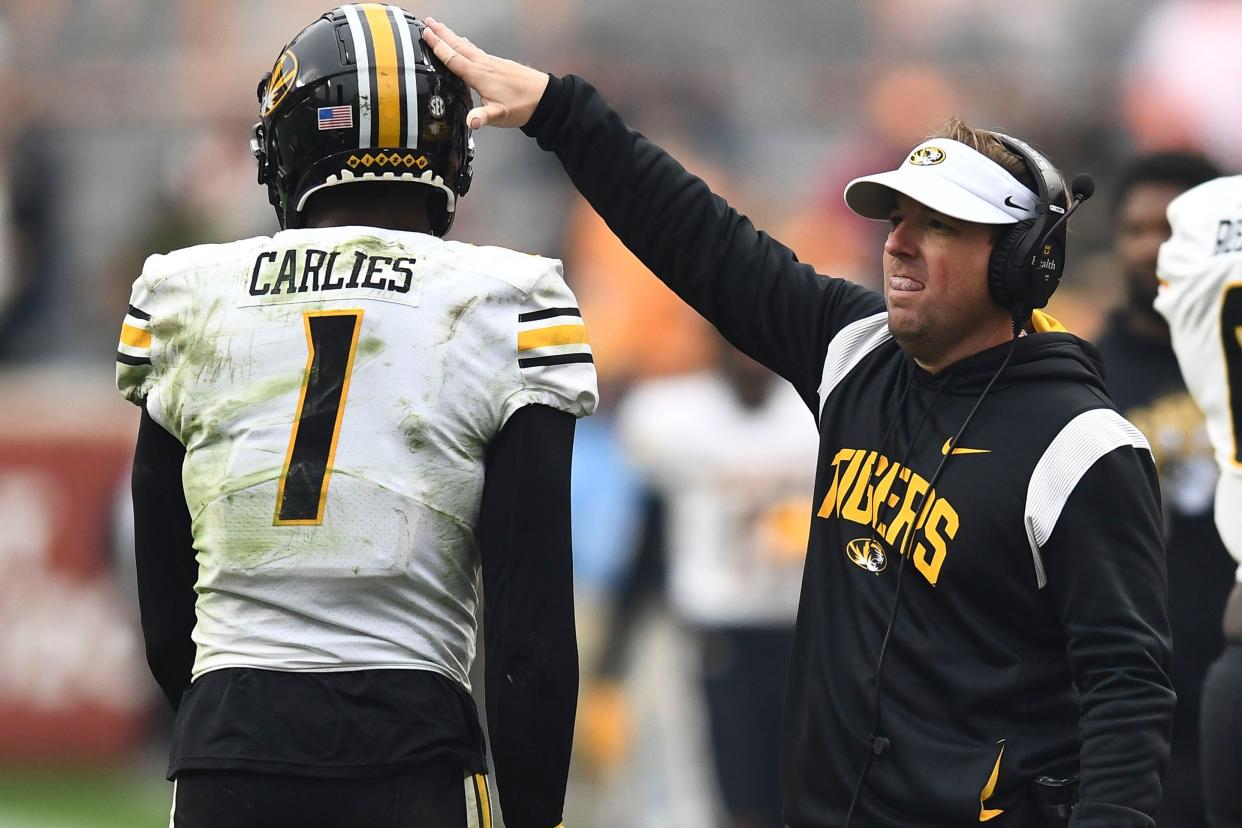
[{"xmin": 318, "ymin": 106, "xmax": 354, "ymax": 130}]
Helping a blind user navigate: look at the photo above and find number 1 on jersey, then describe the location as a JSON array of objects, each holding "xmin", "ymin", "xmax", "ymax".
[{"xmin": 275, "ymin": 309, "xmax": 364, "ymax": 525}]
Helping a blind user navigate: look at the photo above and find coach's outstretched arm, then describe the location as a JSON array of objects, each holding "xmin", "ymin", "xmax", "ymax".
[{"xmin": 423, "ymin": 20, "xmax": 881, "ymax": 405}]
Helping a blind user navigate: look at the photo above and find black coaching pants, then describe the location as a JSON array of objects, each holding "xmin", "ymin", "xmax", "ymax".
[
  {"xmin": 1203, "ymin": 642, "xmax": 1242, "ymax": 828},
  {"xmin": 170, "ymin": 761, "xmax": 493, "ymax": 828}
]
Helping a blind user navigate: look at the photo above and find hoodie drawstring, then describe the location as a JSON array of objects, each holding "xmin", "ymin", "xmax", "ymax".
[{"xmin": 845, "ymin": 333, "xmax": 1022, "ymax": 827}]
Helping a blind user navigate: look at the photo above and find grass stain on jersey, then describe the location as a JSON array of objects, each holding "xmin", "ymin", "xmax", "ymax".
[
  {"xmin": 183, "ymin": 299, "xmax": 234, "ymax": 384},
  {"xmin": 190, "ymin": 468, "xmax": 291, "ymax": 570},
  {"xmin": 157, "ymin": 299, "xmax": 237, "ymax": 441},
  {"xmin": 179, "ymin": 370, "xmax": 308, "ymax": 528},
  {"xmin": 399, "ymin": 404, "xmax": 429, "ymax": 453},
  {"xmin": 345, "ymin": 235, "xmax": 409, "ymax": 260},
  {"xmin": 358, "ymin": 335, "xmax": 385, "ymax": 359},
  {"xmin": 437, "ymin": 296, "xmax": 481, "ymax": 345}
]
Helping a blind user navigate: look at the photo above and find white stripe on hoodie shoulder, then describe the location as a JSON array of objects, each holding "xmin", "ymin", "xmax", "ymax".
[{"xmin": 818, "ymin": 312, "xmax": 893, "ymax": 418}]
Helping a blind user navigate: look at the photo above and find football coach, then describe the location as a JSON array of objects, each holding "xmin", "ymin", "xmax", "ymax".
[{"xmin": 422, "ymin": 20, "xmax": 1175, "ymax": 828}]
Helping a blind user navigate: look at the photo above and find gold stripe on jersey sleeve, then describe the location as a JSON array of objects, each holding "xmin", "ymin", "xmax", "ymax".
[
  {"xmin": 517, "ymin": 324, "xmax": 589, "ymax": 352},
  {"xmin": 362, "ymin": 3, "xmax": 402, "ymax": 147},
  {"xmin": 120, "ymin": 323, "xmax": 152, "ymax": 349}
]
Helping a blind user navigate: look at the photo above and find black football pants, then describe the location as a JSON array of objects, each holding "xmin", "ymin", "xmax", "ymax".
[
  {"xmin": 1202, "ymin": 642, "xmax": 1242, "ymax": 828},
  {"xmin": 699, "ymin": 625, "xmax": 794, "ymax": 828},
  {"xmin": 170, "ymin": 762, "xmax": 493, "ymax": 828}
]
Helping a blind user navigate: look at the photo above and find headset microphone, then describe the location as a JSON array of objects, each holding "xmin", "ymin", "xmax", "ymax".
[
  {"xmin": 1023, "ymin": 173, "xmax": 1092, "ymax": 270},
  {"xmin": 1039, "ymin": 173, "xmax": 1094, "ymax": 244},
  {"xmin": 1070, "ymin": 173, "xmax": 1094, "ymax": 202}
]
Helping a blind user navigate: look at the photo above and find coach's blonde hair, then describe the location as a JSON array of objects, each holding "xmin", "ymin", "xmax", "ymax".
[{"xmin": 931, "ymin": 116, "xmax": 1038, "ymax": 192}]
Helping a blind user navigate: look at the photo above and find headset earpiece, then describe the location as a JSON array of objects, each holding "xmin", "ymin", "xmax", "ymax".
[
  {"xmin": 988, "ymin": 218, "xmax": 1066, "ymax": 319},
  {"xmin": 988, "ymin": 218, "xmax": 1035, "ymax": 318},
  {"xmin": 985, "ymin": 133, "xmax": 1069, "ymax": 322}
]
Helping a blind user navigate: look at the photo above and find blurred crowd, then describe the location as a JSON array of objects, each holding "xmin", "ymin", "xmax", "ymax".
[{"xmin": 2, "ymin": 1, "xmax": 1241, "ymax": 826}]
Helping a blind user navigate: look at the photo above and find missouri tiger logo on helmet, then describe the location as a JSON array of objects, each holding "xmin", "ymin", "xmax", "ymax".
[
  {"xmin": 251, "ymin": 4, "xmax": 475, "ymax": 235},
  {"xmin": 261, "ymin": 51, "xmax": 298, "ymax": 116}
]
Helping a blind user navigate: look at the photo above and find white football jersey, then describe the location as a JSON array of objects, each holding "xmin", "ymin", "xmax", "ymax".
[
  {"xmin": 618, "ymin": 373, "xmax": 818, "ymax": 625},
  {"xmin": 1156, "ymin": 175, "xmax": 1242, "ymax": 574},
  {"xmin": 116, "ymin": 226, "xmax": 598, "ymax": 686}
]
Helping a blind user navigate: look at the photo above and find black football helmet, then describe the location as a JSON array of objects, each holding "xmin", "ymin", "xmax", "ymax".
[{"xmin": 251, "ymin": 4, "xmax": 474, "ymax": 235}]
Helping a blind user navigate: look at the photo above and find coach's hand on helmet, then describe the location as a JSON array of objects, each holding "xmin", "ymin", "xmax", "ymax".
[{"xmin": 421, "ymin": 18, "xmax": 548, "ymax": 131}]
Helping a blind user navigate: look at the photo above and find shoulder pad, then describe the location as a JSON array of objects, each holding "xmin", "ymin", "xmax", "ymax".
[
  {"xmin": 442, "ymin": 241, "xmax": 559, "ymax": 292},
  {"xmin": 141, "ymin": 235, "xmax": 275, "ymax": 283}
]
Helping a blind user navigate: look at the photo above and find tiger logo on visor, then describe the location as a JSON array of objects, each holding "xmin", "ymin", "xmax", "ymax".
[{"xmin": 909, "ymin": 146, "xmax": 946, "ymax": 166}]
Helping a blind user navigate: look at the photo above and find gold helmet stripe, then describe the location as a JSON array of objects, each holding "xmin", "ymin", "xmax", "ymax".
[{"xmin": 360, "ymin": 3, "xmax": 402, "ymax": 147}]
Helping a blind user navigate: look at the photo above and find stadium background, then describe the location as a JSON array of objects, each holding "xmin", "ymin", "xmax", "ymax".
[{"xmin": 0, "ymin": 0, "xmax": 1238, "ymax": 825}]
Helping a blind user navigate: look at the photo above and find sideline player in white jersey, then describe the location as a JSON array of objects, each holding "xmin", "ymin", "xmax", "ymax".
[
  {"xmin": 592, "ymin": 344, "xmax": 817, "ymax": 827},
  {"xmin": 1157, "ymin": 174, "xmax": 1242, "ymax": 827},
  {"xmin": 115, "ymin": 7, "xmax": 596, "ymax": 828}
]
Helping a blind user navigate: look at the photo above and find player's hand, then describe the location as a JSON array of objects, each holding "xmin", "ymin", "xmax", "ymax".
[{"xmin": 421, "ymin": 18, "xmax": 550, "ymax": 130}]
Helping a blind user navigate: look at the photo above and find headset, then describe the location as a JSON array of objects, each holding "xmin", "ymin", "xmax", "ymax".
[{"xmin": 986, "ymin": 133, "xmax": 1094, "ymax": 322}]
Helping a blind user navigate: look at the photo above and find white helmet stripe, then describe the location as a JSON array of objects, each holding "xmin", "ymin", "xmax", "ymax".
[
  {"xmin": 389, "ymin": 6, "xmax": 420, "ymax": 149},
  {"xmin": 340, "ymin": 5, "xmax": 372, "ymax": 148}
]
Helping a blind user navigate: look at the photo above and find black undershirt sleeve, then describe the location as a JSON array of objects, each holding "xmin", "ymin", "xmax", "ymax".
[
  {"xmin": 522, "ymin": 74, "xmax": 886, "ymax": 408},
  {"xmin": 131, "ymin": 405, "xmax": 198, "ymax": 711},
  {"xmin": 479, "ymin": 403, "xmax": 579, "ymax": 828}
]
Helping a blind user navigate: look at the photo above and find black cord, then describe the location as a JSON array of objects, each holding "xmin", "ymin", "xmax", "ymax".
[
  {"xmin": 843, "ymin": 331, "xmax": 1021, "ymax": 827},
  {"xmin": 843, "ymin": 365, "xmax": 950, "ymax": 826},
  {"xmin": 872, "ymin": 370, "xmax": 918, "ymax": 460}
]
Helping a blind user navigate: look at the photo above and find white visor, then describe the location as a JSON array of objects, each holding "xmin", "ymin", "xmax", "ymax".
[{"xmin": 844, "ymin": 138, "xmax": 1039, "ymax": 225}]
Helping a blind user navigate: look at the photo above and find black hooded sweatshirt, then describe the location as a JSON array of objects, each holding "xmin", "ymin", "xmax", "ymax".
[{"xmin": 523, "ymin": 75, "xmax": 1174, "ymax": 826}]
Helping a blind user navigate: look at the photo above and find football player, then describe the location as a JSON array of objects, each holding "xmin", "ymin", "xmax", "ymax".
[
  {"xmin": 116, "ymin": 6, "xmax": 595, "ymax": 828},
  {"xmin": 590, "ymin": 342, "xmax": 817, "ymax": 828},
  {"xmin": 1096, "ymin": 151, "xmax": 1227, "ymax": 828},
  {"xmin": 1157, "ymin": 173, "xmax": 1242, "ymax": 828}
]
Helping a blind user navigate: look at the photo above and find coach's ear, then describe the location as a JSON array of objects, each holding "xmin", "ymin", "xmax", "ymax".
[{"xmin": 421, "ymin": 17, "xmax": 549, "ymax": 130}]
